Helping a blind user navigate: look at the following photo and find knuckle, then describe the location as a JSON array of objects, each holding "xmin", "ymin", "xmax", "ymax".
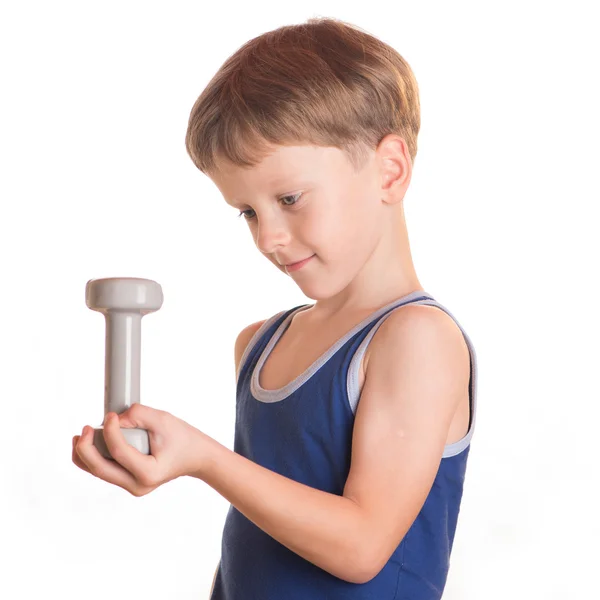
[
  {"xmin": 133, "ymin": 486, "xmax": 151, "ymax": 498},
  {"xmin": 130, "ymin": 403, "xmax": 142, "ymax": 418},
  {"xmin": 93, "ymin": 463, "xmax": 109, "ymax": 479},
  {"xmin": 138, "ymin": 472, "xmax": 156, "ymax": 488}
]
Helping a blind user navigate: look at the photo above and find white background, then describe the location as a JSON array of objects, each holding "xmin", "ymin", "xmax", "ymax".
[{"xmin": 1, "ymin": 1, "xmax": 598, "ymax": 598}]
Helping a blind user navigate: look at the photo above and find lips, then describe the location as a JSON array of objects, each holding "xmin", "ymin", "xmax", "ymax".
[
  {"xmin": 286, "ymin": 256, "xmax": 311, "ymax": 266},
  {"xmin": 284, "ymin": 254, "xmax": 315, "ymax": 272}
]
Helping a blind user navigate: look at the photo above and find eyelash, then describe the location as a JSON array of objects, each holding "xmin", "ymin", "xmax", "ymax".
[{"xmin": 237, "ymin": 192, "xmax": 303, "ymax": 221}]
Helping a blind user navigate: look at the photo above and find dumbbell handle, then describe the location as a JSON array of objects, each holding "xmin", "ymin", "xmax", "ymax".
[{"xmin": 102, "ymin": 311, "xmax": 142, "ymax": 420}]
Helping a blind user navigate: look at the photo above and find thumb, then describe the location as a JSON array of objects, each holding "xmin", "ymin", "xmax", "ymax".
[{"xmin": 111, "ymin": 404, "xmax": 162, "ymax": 429}]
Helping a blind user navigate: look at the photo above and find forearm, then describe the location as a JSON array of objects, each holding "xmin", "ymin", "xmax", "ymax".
[{"xmin": 191, "ymin": 434, "xmax": 373, "ymax": 584}]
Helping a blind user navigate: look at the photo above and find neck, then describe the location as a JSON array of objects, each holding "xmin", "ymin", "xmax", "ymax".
[{"xmin": 310, "ymin": 202, "xmax": 425, "ymax": 319}]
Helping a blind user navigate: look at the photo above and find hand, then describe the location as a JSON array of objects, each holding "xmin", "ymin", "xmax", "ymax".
[{"xmin": 72, "ymin": 404, "xmax": 210, "ymax": 496}]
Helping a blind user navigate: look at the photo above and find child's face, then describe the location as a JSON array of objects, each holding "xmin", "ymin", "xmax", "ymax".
[{"xmin": 208, "ymin": 143, "xmax": 388, "ymax": 299}]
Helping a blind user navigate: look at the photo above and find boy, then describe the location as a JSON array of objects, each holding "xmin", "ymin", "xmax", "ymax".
[{"xmin": 73, "ymin": 16, "xmax": 477, "ymax": 600}]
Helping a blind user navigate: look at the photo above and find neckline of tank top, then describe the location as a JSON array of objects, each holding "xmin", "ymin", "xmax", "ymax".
[{"xmin": 252, "ymin": 289, "xmax": 435, "ymax": 398}]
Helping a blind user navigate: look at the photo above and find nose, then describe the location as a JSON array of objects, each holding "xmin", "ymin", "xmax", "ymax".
[{"xmin": 255, "ymin": 213, "xmax": 291, "ymax": 255}]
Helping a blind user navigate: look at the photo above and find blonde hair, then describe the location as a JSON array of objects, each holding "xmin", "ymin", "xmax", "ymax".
[{"xmin": 185, "ymin": 16, "xmax": 420, "ymax": 176}]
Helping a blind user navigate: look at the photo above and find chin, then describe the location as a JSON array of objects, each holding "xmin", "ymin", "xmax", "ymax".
[{"xmin": 291, "ymin": 280, "xmax": 336, "ymax": 302}]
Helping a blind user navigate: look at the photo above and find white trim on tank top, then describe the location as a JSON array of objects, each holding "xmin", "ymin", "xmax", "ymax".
[{"xmin": 236, "ymin": 291, "xmax": 477, "ymax": 459}]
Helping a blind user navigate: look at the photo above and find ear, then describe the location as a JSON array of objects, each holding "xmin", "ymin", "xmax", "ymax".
[{"xmin": 375, "ymin": 134, "xmax": 412, "ymax": 205}]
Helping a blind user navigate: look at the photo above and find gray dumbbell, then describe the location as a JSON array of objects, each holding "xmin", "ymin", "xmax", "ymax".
[{"xmin": 85, "ymin": 277, "xmax": 163, "ymax": 460}]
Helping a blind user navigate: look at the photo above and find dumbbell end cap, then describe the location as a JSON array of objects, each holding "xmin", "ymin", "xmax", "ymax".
[
  {"xmin": 85, "ymin": 277, "xmax": 163, "ymax": 313},
  {"xmin": 93, "ymin": 426, "xmax": 151, "ymax": 459}
]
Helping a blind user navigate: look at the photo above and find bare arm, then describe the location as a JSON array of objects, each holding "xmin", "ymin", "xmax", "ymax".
[{"xmin": 194, "ymin": 307, "xmax": 468, "ymax": 584}]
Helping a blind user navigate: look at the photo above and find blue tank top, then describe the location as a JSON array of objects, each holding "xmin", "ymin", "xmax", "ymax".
[{"xmin": 210, "ymin": 290, "xmax": 477, "ymax": 599}]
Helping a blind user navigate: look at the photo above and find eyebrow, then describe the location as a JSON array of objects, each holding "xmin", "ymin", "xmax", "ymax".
[{"xmin": 227, "ymin": 197, "xmax": 257, "ymax": 209}]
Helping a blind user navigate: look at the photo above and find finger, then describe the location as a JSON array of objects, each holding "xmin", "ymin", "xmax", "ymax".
[
  {"xmin": 116, "ymin": 403, "xmax": 164, "ymax": 430},
  {"xmin": 103, "ymin": 412, "xmax": 157, "ymax": 485},
  {"xmin": 76, "ymin": 425, "xmax": 141, "ymax": 492},
  {"xmin": 72, "ymin": 436, "xmax": 90, "ymax": 473}
]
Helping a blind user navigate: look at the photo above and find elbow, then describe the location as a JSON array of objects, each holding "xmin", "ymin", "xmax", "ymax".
[
  {"xmin": 337, "ymin": 502, "xmax": 387, "ymax": 584},
  {"xmin": 344, "ymin": 555, "xmax": 381, "ymax": 585},
  {"xmin": 342, "ymin": 539, "xmax": 384, "ymax": 585}
]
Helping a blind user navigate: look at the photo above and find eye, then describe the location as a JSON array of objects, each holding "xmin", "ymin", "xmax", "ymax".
[{"xmin": 237, "ymin": 192, "xmax": 303, "ymax": 221}]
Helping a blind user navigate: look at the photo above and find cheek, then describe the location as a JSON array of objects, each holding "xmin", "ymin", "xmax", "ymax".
[
  {"xmin": 309, "ymin": 206, "xmax": 345, "ymax": 251},
  {"xmin": 327, "ymin": 190, "xmax": 377, "ymax": 247}
]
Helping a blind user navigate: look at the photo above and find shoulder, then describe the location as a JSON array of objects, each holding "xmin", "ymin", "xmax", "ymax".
[
  {"xmin": 364, "ymin": 303, "xmax": 469, "ymax": 382},
  {"xmin": 234, "ymin": 318, "xmax": 268, "ymax": 374}
]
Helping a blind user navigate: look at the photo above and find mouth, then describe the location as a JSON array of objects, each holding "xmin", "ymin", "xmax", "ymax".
[{"xmin": 284, "ymin": 254, "xmax": 315, "ymax": 272}]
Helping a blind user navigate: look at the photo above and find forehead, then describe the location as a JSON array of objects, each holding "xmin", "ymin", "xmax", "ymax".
[{"xmin": 209, "ymin": 145, "xmax": 348, "ymax": 205}]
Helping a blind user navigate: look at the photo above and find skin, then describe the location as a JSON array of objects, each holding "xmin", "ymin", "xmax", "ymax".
[
  {"xmin": 208, "ymin": 133, "xmax": 425, "ymax": 319},
  {"xmin": 71, "ymin": 133, "xmax": 451, "ymax": 584},
  {"xmin": 71, "ymin": 132, "xmax": 425, "ymax": 496},
  {"xmin": 72, "ymin": 407, "xmax": 213, "ymax": 497}
]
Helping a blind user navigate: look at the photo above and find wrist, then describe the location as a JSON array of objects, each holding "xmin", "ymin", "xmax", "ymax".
[{"xmin": 188, "ymin": 428, "xmax": 223, "ymax": 480}]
